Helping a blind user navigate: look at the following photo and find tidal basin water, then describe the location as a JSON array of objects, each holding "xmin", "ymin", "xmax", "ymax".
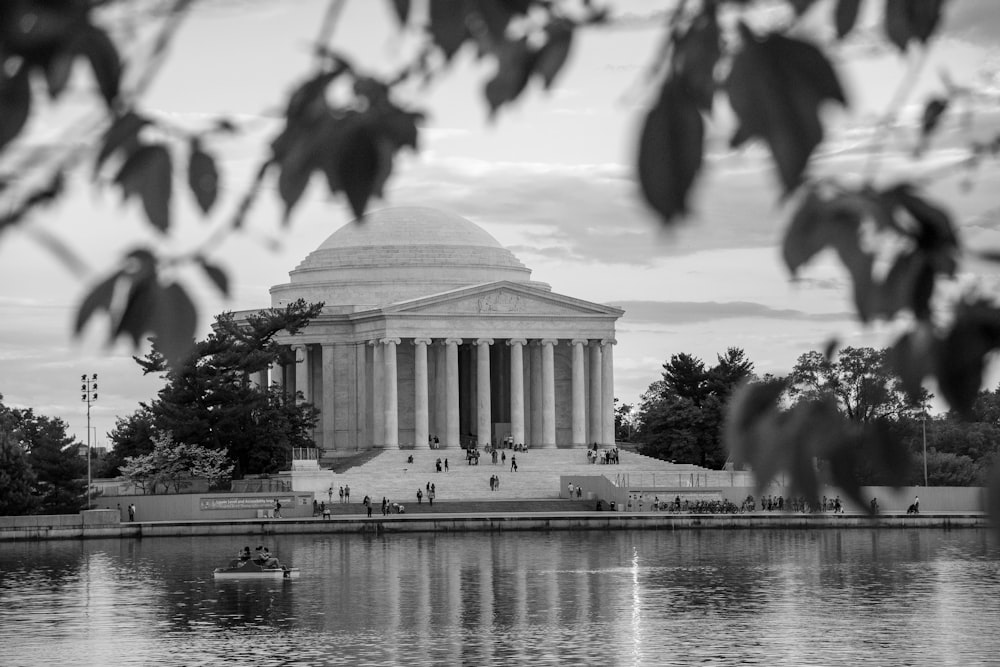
[{"xmin": 1, "ymin": 529, "xmax": 999, "ymax": 666}]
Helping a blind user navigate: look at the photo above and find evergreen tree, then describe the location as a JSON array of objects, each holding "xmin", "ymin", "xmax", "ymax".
[
  {"xmin": 132, "ymin": 299, "xmax": 323, "ymax": 477},
  {"xmin": 101, "ymin": 407, "xmax": 157, "ymax": 477},
  {"xmin": 0, "ymin": 412, "xmax": 37, "ymax": 516},
  {"xmin": 18, "ymin": 409, "xmax": 86, "ymax": 514}
]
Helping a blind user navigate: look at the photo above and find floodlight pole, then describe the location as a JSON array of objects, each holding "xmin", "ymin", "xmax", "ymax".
[{"xmin": 81, "ymin": 373, "xmax": 98, "ymax": 509}]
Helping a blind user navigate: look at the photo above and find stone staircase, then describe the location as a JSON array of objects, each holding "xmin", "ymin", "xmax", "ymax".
[{"xmin": 306, "ymin": 448, "xmax": 712, "ymax": 505}]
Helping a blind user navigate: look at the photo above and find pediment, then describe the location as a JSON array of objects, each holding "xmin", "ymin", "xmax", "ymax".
[{"xmin": 383, "ymin": 282, "xmax": 622, "ymax": 318}]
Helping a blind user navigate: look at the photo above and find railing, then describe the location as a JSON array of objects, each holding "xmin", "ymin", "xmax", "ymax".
[
  {"xmin": 612, "ymin": 470, "xmax": 760, "ymax": 489},
  {"xmin": 291, "ymin": 447, "xmax": 319, "ymax": 461},
  {"xmin": 231, "ymin": 478, "xmax": 292, "ymax": 493}
]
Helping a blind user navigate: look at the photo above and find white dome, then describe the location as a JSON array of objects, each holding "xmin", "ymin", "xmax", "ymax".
[{"xmin": 270, "ymin": 207, "xmax": 540, "ymax": 308}]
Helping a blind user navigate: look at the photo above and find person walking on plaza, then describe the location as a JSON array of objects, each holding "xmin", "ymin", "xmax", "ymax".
[
  {"xmin": 328, "ymin": 486, "xmax": 333, "ymax": 503},
  {"xmin": 339, "ymin": 486, "xmax": 345, "ymax": 504},
  {"xmin": 417, "ymin": 488, "xmax": 423, "ymax": 504},
  {"xmin": 364, "ymin": 495, "xmax": 372, "ymax": 517},
  {"xmin": 444, "ymin": 458, "xmax": 449, "ymax": 472},
  {"xmin": 511, "ymin": 455, "xmax": 517, "ymax": 472},
  {"xmin": 273, "ymin": 498, "xmax": 282, "ymax": 518},
  {"xmin": 381, "ymin": 496, "xmax": 388, "ymax": 515},
  {"xmin": 345, "ymin": 484, "xmax": 351, "ymax": 503},
  {"xmin": 128, "ymin": 503, "xmax": 136, "ymax": 522},
  {"xmin": 428, "ymin": 486, "xmax": 435, "ymax": 506}
]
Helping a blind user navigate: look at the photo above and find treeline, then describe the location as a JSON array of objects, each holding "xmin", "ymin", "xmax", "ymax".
[
  {"xmin": 0, "ymin": 395, "xmax": 85, "ymax": 515},
  {"xmin": 629, "ymin": 346, "xmax": 1000, "ymax": 487}
]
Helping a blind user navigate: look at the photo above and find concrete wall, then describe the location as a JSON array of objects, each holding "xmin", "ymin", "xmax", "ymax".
[
  {"xmin": 566, "ymin": 476, "xmax": 987, "ymax": 513},
  {"xmin": 98, "ymin": 492, "xmax": 316, "ymax": 522}
]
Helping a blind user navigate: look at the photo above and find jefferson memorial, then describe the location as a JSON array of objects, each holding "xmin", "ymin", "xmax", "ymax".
[{"xmin": 242, "ymin": 207, "xmax": 622, "ymax": 457}]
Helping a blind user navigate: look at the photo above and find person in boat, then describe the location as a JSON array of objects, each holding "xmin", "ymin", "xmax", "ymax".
[{"xmin": 238, "ymin": 546, "xmax": 251, "ymax": 561}]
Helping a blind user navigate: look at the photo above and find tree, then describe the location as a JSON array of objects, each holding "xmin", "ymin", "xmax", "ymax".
[
  {"xmin": 120, "ymin": 433, "xmax": 233, "ymax": 494},
  {"xmin": 18, "ymin": 410, "xmax": 87, "ymax": 514},
  {"xmin": 132, "ymin": 299, "xmax": 323, "ymax": 477},
  {"xmin": 614, "ymin": 399, "xmax": 634, "ymax": 442},
  {"xmin": 100, "ymin": 407, "xmax": 157, "ymax": 478},
  {"xmin": 0, "ymin": 416, "xmax": 37, "ymax": 516},
  {"xmin": 788, "ymin": 346, "xmax": 923, "ymax": 423},
  {"xmin": 636, "ymin": 348, "xmax": 754, "ymax": 468}
]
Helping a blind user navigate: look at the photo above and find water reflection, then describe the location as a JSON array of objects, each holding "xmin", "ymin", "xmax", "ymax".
[{"xmin": 1, "ymin": 529, "xmax": 998, "ymax": 666}]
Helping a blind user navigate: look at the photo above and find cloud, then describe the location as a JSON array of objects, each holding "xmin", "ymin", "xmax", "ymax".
[{"xmin": 610, "ymin": 300, "xmax": 854, "ymax": 325}]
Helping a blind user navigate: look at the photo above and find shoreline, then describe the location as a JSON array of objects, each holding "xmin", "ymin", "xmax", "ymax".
[{"xmin": 0, "ymin": 511, "xmax": 989, "ymax": 541}]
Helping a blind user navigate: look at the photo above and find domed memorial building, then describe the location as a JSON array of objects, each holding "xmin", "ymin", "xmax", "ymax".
[{"xmin": 240, "ymin": 207, "xmax": 622, "ymax": 457}]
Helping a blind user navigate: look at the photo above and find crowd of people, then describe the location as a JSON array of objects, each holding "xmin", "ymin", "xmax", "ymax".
[{"xmin": 587, "ymin": 444, "xmax": 619, "ymax": 464}]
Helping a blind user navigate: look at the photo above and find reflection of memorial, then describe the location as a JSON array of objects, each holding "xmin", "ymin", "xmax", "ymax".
[{"xmin": 236, "ymin": 208, "xmax": 622, "ymax": 456}]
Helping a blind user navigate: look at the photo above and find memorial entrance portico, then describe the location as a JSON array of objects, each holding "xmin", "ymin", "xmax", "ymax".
[{"xmin": 237, "ymin": 207, "xmax": 622, "ymax": 457}]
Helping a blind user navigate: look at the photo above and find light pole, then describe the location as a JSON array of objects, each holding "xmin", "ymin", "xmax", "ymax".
[
  {"xmin": 922, "ymin": 408, "xmax": 928, "ymax": 487},
  {"xmin": 81, "ymin": 373, "xmax": 98, "ymax": 509}
]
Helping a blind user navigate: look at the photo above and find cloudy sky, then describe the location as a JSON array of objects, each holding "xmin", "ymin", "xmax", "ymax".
[{"xmin": 1, "ymin": 0, "xmax": 999, "ymax": 447}]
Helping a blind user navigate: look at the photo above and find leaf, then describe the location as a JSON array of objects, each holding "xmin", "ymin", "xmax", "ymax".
[
  {"xmin": 337, "ymin": 123, "xmax": 382, "ymax": 219},
  {"xmin": 920, "ymin": 97, "xmax": 948, "ymax": 138},
  {"xmin": 533, "ymin": 21, "xmax": 574, "ymax": 90},
  {"xmin": 671, "ymin": 5, "xmax": 721, "ymax": 112},
  {"xmin": 187, "ymin": 141, "xmax": 219, "ymax": 214},
  {"xmin": 834, "ymin": 0, "xmax": 862, "ymax": 38},
  {"xmin": 0, "ymin": 61, "xmax": 31, "ymax": 152},
  {"xmin": 637, "ymin": 77, "xmax": 705, "ymax": 223},
  {"xmin": 887, "ymin": 326, "xmax": 935, "ymax": 402},
  {"xmin": 44, "ymin": 49, "xmax": 75, "ymax": 99},
  {"xmin": 484, "ymin": 38, "xmax": 535, "ymax": 115},
  {"xmin": 152, "ymin": 282, "xmax": 198, "ymax": 369},
  {"xmin": 429, "ymin": 0, "xmax": 469, "ymax": 61},
  {"xmin": 74, "ymin": 271, "xmax": 121, "ymax": 336},
  {"xmin": 74, "ymin": 23, "xmax": 121, "ymax": 108},
  {"xmin": 198, "ymin": 257, "xmax": 229, "ymax": 297},
  {"xmin": 726, "ymin": 24, "xmax": 847, "ymax": 194},
  {"xmin": 113, "ymin": 144, "xmax": 173, "ymax": 233},
  {"xmin": 878, "ymin": 250, "xmax": 934, "ymax": 320},
  {"xmin": 95, "ymin": 111, "xmax": 149, "ymax": 174},
  {"xmin": 790, "ymin": 0, "xmax": 818, "ymax": 16},
  {"xmin": 389, "ymin": 0, "xmax": 410, "ymax": 25},
  {"xmin": 882, "ymin": 184, "xmax": 958, "ymax": 263},
  {"xmin": 724, "ymin": 379, "xmax": 787, "ymax": 486},
  {"xmin": 935, "ymin": 299, "xmax": 1000, "ymax": 416},
  {"xmin": 884, "ymin": 0, "xmax": 945, "ymax": 52}
]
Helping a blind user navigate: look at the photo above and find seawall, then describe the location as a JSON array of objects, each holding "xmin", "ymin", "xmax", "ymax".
[{"xmin": 0, "ymin": 511, "xmax": 989, "ymax": 541}]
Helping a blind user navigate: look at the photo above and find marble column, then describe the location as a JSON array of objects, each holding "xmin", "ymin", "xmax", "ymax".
[
  {"xmin": 271, "ymin": 360, "xmax": 284, "ymax": 397},
  {"xmin": 356, "ymin": 343, "xmax": 368, "ymax": 450},
  {"xmin": 571, "ymin": 339, "xmax": 587, "ymax": 447},
  {"xmin": 383, "ymin": 337, "xmax": 400, "ymax": 448},
  {"xmin": 540, "ymin": 338, "xmax": 557, "ymax": 448},
  {"xmin": 445, "ymin": 338, "xmax": 461, "ymax": 448},
  {"xmin": 321, "ymin": 343, "xmax": 336, "ymax": 453},
  {"xmin": 371, "ymin": 340, "xmax": 384, "ymax": 447},
  {"xmin": 413, "ymin": 338, "xmax": 431, "ymax": 449},
  {"xmin": 292, "ymin": 344, "xmax": 309, "ymax": 403},
  {"xmin": 508, "ymin": 338, "xmax": 526, "ymax": 447},
  {"xmin": 476, "ymin": 338, "xmax": 493, "ymax": 446},
  {"xmin": 434, "ymin": 342, "xmax": 447, "ymax": 444},
  {"xmin": 589, "ymin": 342, "xmax": 602, "ymax": 445},
  {"xmin": 529, "ymin": 341, "xmax": 542, "ymax": 447},
  {"xmin": 602, "ymin": 338, "xmax": 616, "ymax": 445}
]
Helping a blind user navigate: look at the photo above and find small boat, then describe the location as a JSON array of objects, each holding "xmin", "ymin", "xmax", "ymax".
[{"xmin": 213, "ymin": 558, "xmax": 300, "ymax": 580}]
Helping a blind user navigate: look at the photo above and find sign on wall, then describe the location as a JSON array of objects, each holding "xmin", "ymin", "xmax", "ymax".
[{"xmin": 199, "ymin": 497, "xmax": 294, "ymax": 511}]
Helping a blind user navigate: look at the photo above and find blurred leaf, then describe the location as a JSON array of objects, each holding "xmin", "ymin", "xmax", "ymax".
[
  {"xmin": 338, "ymin": 123, "xmax": 382, "ymax": 219},
  {"xmin": 534, "ymin": 21, "xmax": 574, "ymax": 90},
  {"xmin": 389, "ymin": 0, "xmax": 410, "ymax": 25},
  {"xmin": 724, "ymin": 379, "xmax": 788, "ymax": 490},
  {"xmin": 73, "ymin": 23, "xmax": 121, "ymax": 107},
  {"xmin": 637, "ymin": 78, "xmax": 705, "ymax": 223},
  {"xmin": 153, "ymin": 282, "xmax": 197, "ymax": 369},
  {"xmin": 672, "ymin": 5, "xmax": 720, "ymax": 112},
  {"xmin": 878, "ymin": 251, "xmax": 934, "ymax": 320},
  {"xmin": 44, "ymin": 49, "xmax": 74, "ymax": 99},
  {"xmin": 834, "ymin": 0, "xmax": 862, "ymax": 39},
  {"xmin": 95, "ymin": 111, "xmax": 149, "ymax": 174},
  {"xmin": 187, "ymin": 141, "xmax": 219, "ymax": 214},
  {"xmin": 936, "ymin": 299, "xmax": 1000, "ymax": 416},
  {"xmin": 484, "ymin": 38, "xmax": 535, "ymax": 115},
  {"xmin": 74, "ymin": 271, "xmax": 121, "ymax": 336},
  {"xmin": 429, "ymin": 0, "xmax": 469, "ymax": 61},
  {"xmin": 920, "ymin": 97, "xmax": 948, "ymax": 141},
  {"xmin": 113, "ymin": 144, "xmax": 172, "ymax": 232},
  {"xmin": 884, "ymin": 0, "xmax": 945, "ymax": 52},
  {"xmin": 782, "ymin": 187, "xmax": 827, "ymax": 273},
  {"xmin": 864, "ymin": 420, "xmax": 911, "ymax": 487},
  {"xmin": 726, "ymin": 24, "xmax": 846, "ymax": 194},
  {"xmin": 198, "ymin": 258, "xmax": 229, "ymax": 297},
  {"xmin": 0, "ymin": 61, "xmax": 31, "ymax": 152}
]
